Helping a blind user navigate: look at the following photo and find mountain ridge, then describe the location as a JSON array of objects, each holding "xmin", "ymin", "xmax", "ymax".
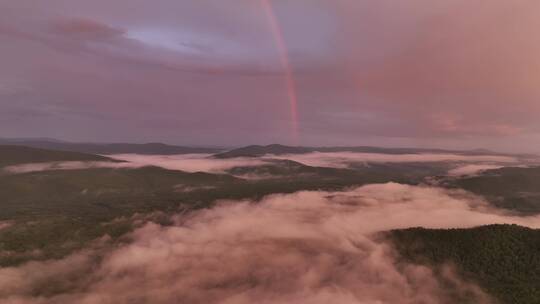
[
  {"xmin": 0, "ymin": 145, "xmax": 116, "ymax": 167},
  {"xmin": 213, "ymin": 144, "xmax": 525, "ymax": 159},
  {"xmin": 0, "ymin": 138, "xmax": 223, "ymax": 155}
]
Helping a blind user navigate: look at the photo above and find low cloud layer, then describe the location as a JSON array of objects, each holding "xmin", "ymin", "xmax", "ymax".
[
  {"xmin": 3, "ymin": 154, "xmax": 268, "ymax": 175},
  {"xmin": 0, "ymin": 221, "xmax": 12, "ymax": 231},
  {"xmin": 270, "ymin": 152, "xmax": 518, "ymax": 168},
  {"xmin": 3, "ymin": 161, "xmax": 136, "ymax": 174},
  {"xmin": 2, "ymin": 183, "xmax": 539, "ymax": 303},
  {"xmin": 447, "ymin": 164, "xmax": 505, "ymax": 177},
  {"xmin": 4, "ymin": 151, "xmax": 520, "ymax": 176},
  {"xmin": 108, "ymin": 154, "xmax": 267, "ymax": 173}
]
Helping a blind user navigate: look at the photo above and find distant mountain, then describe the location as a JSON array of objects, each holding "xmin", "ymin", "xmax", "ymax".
[
  {"xmin": 2, "ymin": 139, "xmax": 528, "ymax": 158},
  {"xmin": 0, "ymin": 137, "xmax": 68, "ymax": 143},
  {"xmin": 214, "ymin": 144, "xmax": 312, "ymax": 158},
  {"xmin": 0, "ymin": 145, "xmax": 115, "ymax": 167},
  {"xmin": 0, "ymin": 138, "xmax": 223, "ymax": 155},
  {"xmin": 214, "ymin": 144, "xmax": 516, "ymax": 158}
]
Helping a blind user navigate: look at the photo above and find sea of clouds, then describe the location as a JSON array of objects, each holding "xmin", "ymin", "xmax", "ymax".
[
  {"xmin": 268, "ymin": 152, "xmax": 518, "ymax": 169},
  {"xmin": 2, "ymin": 151, "xmax": 521, "ymax": 177},
  {"xmin": 2, "ymin": 154, "xmax": 267, "ymax": 174},
  {"xmin": 2, "ymin": 183, "xmax": 539, "ymax": 304}
]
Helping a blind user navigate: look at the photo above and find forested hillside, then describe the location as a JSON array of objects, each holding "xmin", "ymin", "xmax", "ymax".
[{"xmin": 390, "ymin": 224, "xmax": 540, "ymax": 304}]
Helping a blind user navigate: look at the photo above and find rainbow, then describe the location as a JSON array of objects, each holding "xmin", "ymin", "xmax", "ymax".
[{"xmin": 261, "ymin": 0, "xmax": 299, "ymax": 142}]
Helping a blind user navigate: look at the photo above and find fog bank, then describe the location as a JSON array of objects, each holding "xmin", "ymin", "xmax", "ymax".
[
  {"xmin": 3, "ymin": 183, "xmax": 539, "ymax": 303},
  {"xmin": 3, "ymin": 154, "xmax": 267, "ymax": 175},
  {"xmin": 270, "ymin": 152, "xmax": 517, "ymax": 168},
  {"xmin": 3, "ymin": 151, "xmax": 519, "ymax": 178}
]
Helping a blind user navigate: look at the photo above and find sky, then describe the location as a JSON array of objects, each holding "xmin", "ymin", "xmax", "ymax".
[{"xmin": 1, "ymin": 0, "xmax": 540, "ymax": 152}]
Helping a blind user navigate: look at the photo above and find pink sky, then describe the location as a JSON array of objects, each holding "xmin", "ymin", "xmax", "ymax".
[{"xmin": 1, "ymin": 0, "xmax": 539, "ymax": 152}]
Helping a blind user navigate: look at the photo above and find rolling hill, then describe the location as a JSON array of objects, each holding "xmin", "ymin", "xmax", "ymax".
[
  {"xmin": 0, "ymin": 145, "xmax": 115, "ymax": 167},
  {"xmin": 389, "ymin": 224, "xmax": 540, "ymax": 304},
  {"xmin": 444, "ymin": 166, "xmax": 540, "ymax": 214},
  {"xmin": 0, "ymin": 138, "xmax": 223, "ymax": 155}
]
